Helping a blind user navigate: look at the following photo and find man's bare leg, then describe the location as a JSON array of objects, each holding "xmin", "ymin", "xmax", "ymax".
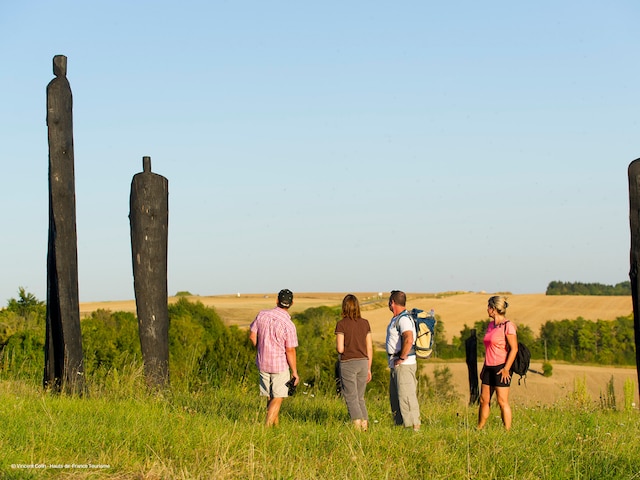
[{"xmin": 266, "ymin": 397, "xmax": 284, "ymax": 427}]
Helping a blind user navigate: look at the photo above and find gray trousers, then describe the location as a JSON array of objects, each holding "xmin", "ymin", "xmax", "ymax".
[
  {"xmin": 339, "ymin": 358, "xmax": 369, "ymax": 421},
  {"xmin": 389, "ymin": 363, "xmax": 421, "ymax": 427}
]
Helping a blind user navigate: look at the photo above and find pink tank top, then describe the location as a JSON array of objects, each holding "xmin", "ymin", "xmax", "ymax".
[{"xmin": 483, "ymin": 321, "xmax": 516, "ymax": 366}]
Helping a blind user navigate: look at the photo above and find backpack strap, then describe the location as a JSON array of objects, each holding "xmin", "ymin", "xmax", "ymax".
[
  {"xmin": 500, "ymin": 320, "xmax": 513, "ymax": 348},
  {"xmin": 394, "ymin": 310, "xmax": 416, "ymax": 356},
  {"xmin": 500, "ymin": 320, "xmax": 519, "ymax": 374},
  {"xmin": 502, "ymin": 321, "xmax": 517, "ymax": 345}
]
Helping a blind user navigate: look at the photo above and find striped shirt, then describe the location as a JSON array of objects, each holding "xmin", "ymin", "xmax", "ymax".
[{"xmin": 250, "ymin": 306, "xmax": 298, "ymax": 373}]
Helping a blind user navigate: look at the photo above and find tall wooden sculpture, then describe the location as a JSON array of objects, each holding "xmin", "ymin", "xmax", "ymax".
[
  {"xmin": 627, "ymin": 158, "xmax": 640, "ymax": 398},
  {"xmin": 130, "ymin": 156, "xmax": 170, "ymax": 388},
  {"xmin": 44, "ymin": 55, "xmax": 85, "ymax": 394}
]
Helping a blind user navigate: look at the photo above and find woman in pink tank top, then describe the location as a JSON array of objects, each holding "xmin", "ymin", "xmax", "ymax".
[{"xmin": 478, "ymin": 295, "xmax": 518, "ymax": 430}]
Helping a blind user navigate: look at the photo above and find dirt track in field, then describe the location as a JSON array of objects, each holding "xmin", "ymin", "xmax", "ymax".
[{"xmin": 422, "ymin": 360, "xmax": 639, "ymax": 408}]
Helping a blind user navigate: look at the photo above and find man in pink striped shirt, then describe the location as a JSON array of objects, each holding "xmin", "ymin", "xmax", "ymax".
[{"xmin": 249, "ymin": 289, "xmax": 299, "ymax": 426}]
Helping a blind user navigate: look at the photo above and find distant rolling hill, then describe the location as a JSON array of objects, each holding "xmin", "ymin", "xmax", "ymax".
[{"xmin": 81, "ymin": 291, "xmax": 633, "ymax": 344}]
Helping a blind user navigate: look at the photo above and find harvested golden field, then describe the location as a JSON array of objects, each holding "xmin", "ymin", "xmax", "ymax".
[
  {"xmin": 81, "ymin": 291, "xmax": 633, "ymax": 345},
  {"xmin": 361, "ymin": 292, "xmax": 633, "ymax": 344},
  {"xmin": 80, "ymin": 292, "xmax": 638, "ymax": 407}
]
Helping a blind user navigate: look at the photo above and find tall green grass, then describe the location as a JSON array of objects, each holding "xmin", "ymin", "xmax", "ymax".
[{"xmin": 1, "ymin": 367, "xmax": 638, "ymax": 479}]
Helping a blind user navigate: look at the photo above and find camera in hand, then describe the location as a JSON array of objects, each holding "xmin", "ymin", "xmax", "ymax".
[{"xmin": 285, "ymin": 377, "xmax": 297, "ymax": 396}]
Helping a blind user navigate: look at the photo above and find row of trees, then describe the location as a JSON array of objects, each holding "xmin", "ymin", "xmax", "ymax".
[
  {"xmin": 0, "ymin": 290, "xmax": 636, "ymax": 397},
  {"xmin": 546, "ymin": 281, "xmax": 631, "ymax": 296},
  {"xmin": 436, "ymin": 316, "xmax": 636, "ymax": 366},
  {"xmin": 0, "ymin": 293, "xmax": 388, "ymax": 396}
]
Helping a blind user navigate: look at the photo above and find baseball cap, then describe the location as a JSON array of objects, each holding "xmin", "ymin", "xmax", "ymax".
[{"xmin": 278, "ymin": 289, "xmax": 293, "ymax": 308}]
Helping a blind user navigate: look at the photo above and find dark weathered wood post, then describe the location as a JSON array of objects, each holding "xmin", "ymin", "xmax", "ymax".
[
  {"xmin": 44, "ymin": 55, "xmax": 85, "ymax": 394},
  {"xmin": 465, "ymin": 329, "xmax": 479, "ymax": 405},
  {"xmin": 130, "ymin": 156, "xmax": 170, "ymax": 388},
  {"xmin": 627, "ymin": 158, "xmax": 640, "ymax": 398}
]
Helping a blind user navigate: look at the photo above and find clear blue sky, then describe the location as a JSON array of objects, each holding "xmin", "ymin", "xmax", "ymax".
[{"xmin": 1, "ymin": 1, "xmax": 638, "ymax": 303}]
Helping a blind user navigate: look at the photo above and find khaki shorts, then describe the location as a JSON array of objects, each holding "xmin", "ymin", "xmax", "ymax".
[{"xmin": 259, "ymin": 370, "xmax": 290, "ymax": 398}]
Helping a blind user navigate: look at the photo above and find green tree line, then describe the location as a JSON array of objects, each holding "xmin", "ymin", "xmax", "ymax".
[
  {"xmin": 546, "ymin": 280, "xmax": 631, "ymax": 296},
  {"xmin": 439, "ymin": 316, "xmax": 635, "ymax": 366},
  {"xmin": 0, "ymin": 290, "xmax": 636, "ymax": 397}
]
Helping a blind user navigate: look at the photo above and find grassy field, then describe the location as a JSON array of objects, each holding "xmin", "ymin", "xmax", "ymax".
[
  {"xmin": 2, "ymin": 370, "xmax": 639, "ymax": 479},
  {"xmin": 2, "ymin": 292, "xmax": 639, "ymax": 478}
]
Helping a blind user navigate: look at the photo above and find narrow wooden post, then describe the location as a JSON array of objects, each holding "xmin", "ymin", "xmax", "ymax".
[
  {"xmin": 129, "ymin": 156, "xmax": 170, "ymax": 388},
  {"xmin": 627, "ymin": 158, "xmax": 640, "ymax": 398},
  {"xmin": 465, "ymin": 329, "xmax": 479, "ymax": 405},
  {"xmin": 44, "ymin": 55, "xmax": 85, "ymax": 394}
]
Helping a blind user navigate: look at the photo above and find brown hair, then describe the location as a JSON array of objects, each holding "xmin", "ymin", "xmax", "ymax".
[
  {"xmin": 389, "ymin": 290, "xmax": 406, "ymax": 307},
  {"xmin": 341, "ymin": 294, "xmax": 361, "ymax": 319}
]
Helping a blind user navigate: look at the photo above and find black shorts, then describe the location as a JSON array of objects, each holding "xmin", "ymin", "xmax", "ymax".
[{"xmin": 480, "ymin": 363, "xmax": 511, "ymax": 388}]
